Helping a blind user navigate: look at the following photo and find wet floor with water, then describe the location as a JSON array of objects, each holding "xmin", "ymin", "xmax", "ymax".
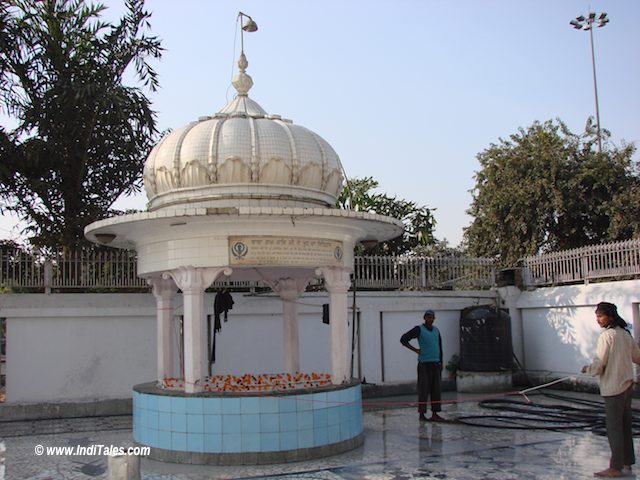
[{"xmin": 0, "ymin": 390, "xmax": 635, "ymax": 480}]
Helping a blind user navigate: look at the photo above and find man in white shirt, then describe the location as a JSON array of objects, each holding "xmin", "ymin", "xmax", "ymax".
[{"xmin": 582, "ymin": 302, "xmax": 640, "ymax": 478}]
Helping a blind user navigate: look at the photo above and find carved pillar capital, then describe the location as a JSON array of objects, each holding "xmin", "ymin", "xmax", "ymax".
[
  {"xmin": 163, "ymin": 266, "xmax": 232, "ymax": 293},
  {"xmin": 147, "ymin": 276, "xmax": 178, "ymax": 299},
  {"xmin": 269, "ymin": 276, "xmax": 311, "ymax": 301},
  {"xmin": 316, "ymin": 267, "xmax": 351, "ymax": 294}
]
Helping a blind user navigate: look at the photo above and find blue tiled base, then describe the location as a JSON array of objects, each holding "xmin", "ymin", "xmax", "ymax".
[{"xmin": 132, "ymin": 381, "xmax": 363, "ymax": 464}]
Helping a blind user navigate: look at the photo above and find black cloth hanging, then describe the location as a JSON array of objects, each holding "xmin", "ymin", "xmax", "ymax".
[
  {"xmin": 210, "ymin": 290, "xmax": 234, "ymax": 366},
  {"xmin": 211, "ymin": 317, "xmax": 217, "ymax": 366},
  {"xmin": 322, "ymin": 303, "xmax": 330, "ymax": 324},
  {"xmin": 214, "ymin": 290, "xmax": 234, "ymax": 330},
  {"xmin": 207, "ymin": 314, "xmax": 214, "ymax": 370}
]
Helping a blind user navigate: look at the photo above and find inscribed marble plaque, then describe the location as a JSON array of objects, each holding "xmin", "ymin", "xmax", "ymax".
[{"xmin": 229, "ymin": 236, "xmax": 344, "ymax": 267}]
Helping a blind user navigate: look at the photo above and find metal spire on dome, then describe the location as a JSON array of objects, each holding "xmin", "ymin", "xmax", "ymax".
[
  {"xmin": 232, "ymin": 12, "xmax": 258, "ymax": 97},
  {"xmin": 218, "ymin": 13, "xmax": 266, "ymax": 116}
]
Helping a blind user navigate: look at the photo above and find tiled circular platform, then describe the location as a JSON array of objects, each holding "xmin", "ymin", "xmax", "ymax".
[{"xmin": 132, "ymin": 381, "xmax": 363, "ymax": 464}]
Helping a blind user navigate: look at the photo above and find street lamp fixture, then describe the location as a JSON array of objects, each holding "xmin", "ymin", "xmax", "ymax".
[
  {"xmin": 570, "ymin": 11, "xmax": 609, "ymax": 153},
  {"xmin": 231, "ymin": 12, "xmax": 258, "ymax": 99},
  {"xmin": 238, "ymin": 12, "xmax": 258, "ymax": 54}
]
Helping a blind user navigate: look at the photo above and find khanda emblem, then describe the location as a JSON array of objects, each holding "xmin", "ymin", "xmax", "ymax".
[{"xmin": 231, "ymin": 241, "xmax": 248, "ymax": 259}]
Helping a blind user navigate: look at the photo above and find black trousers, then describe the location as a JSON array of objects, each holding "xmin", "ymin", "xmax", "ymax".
[
  {"xmin": 417, "ymin": 362, "xmax": 441, "ymax": 414},
  {"xmin": 604, "ymin": 385, "xmax": 635, "ymax": 470}
]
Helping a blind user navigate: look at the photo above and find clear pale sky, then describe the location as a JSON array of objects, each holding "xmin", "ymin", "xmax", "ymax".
[{"xmin": 1, "ymin": 0, "xmax": 639, "ymax": 247}]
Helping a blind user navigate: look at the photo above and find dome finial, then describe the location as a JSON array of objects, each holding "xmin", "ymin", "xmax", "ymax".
[
  {"xmin": 232, "ymin": 52, "xmax": 253, "ymax": 96},
  {"xmin": 233, "ymin": 12, "xmax": 258, "ymax": 97}
]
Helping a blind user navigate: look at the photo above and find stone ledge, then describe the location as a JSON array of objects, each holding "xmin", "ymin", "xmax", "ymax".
[
  {"xmin": 134, "ymin": 379, "xmax": 360, "ymax": 397},
  {"xmin": 0, "ymin": 398, "xmax": 131, "ymax": 421}
]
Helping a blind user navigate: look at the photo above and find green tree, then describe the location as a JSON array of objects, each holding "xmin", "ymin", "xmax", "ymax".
[
  {"xmin": 608, "ymin": 163, "xmax": 640, "ymax": 239},
  {"xmin": 337, "ymin": 176, "xmax": 436, "ymax": 255},
  {"xmin": 412, "ymin": 238, "xmax": 467, "ymax": 257},
  {"xmin": 464, "ymin": 119, "xmax": 638, "ymax": 265},
  {"xmin": 0, "ymin": 0, "xmax": 162, "ymax": 249}
]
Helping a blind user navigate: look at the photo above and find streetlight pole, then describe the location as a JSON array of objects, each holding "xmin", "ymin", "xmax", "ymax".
[
  {"xmin": 238, "ymin": 12, "xmax": 258, "ymax": 55},
  {"xmin": 570, "ymin": 12, "xmax": 609, "ymax": 153}
]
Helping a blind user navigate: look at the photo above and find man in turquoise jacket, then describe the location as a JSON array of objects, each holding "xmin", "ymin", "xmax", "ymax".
[{"xmin": 400, "ymin": 309, "xmax": 443, "ymax": 422}]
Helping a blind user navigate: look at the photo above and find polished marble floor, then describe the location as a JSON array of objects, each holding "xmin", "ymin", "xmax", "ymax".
[{"xmin": 0, "ymin": 390, "xmax": 636, "ymax": 479}]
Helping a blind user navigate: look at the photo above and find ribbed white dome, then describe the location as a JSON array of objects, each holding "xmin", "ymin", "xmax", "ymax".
[{"xmin": 143, "ymin": 55, "xmax": 344, "ymax": 211}]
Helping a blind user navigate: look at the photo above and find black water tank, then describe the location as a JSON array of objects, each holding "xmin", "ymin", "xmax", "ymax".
[{"xmin": 459, "ymin": 305, "xmax": 513, "ymax": 372}]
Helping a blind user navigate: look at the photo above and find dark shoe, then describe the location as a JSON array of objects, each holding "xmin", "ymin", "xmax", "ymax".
[
  {"xmin": 429, "ymin": 413, "xmax": 444, "ymax": 422},
  {"xmin": 419, "ymin": 414, "xmax": 428, "ymax": 422},
  {"xmin": 594, "ymin": 468, "xmax": 624, "ymax": 477}
]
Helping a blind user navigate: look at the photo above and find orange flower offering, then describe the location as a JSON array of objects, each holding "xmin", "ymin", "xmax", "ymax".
[{"xmin": 160, "ymin": 372, "xmax": 331, "ymax": 392}]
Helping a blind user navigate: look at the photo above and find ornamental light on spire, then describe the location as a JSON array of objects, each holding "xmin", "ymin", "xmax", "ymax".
[{"xmin": 232, "ymin": 12, "xmax": 258, "ymax": 97}]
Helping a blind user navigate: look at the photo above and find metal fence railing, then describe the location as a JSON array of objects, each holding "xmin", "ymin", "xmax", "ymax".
[
  {"xmin": 520, "ymin": 239, "xmax": 640, "ymax": 287},
  {"xmin": 0, "ymin": 247, "xmax": 497, "ymax": 292},
  {"xmin": 0, "ymin": 248, "xmax": 148, "ymax": 292},
  {"xmin": 4, "ymin": 239, "xmax": 638, "ymax": 292},
  {"xmin": 352, "ymin": 255, "xmax": 496, "ymax": 290},
  {"xmin": 0, "ymin": 248, "xmax": 47, "ymax": 289}
]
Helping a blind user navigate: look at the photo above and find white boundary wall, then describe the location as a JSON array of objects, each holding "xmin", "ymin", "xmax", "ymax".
[
  {"xmin": 2, "ymin": 279, "xmax": 639, "ymax": 404},
  {"xmin": 0, "ymin": 291, "xmax": 495, "ymax": 403},
  {"xmin": 499, "ymin": 279, "xmax": 640, "ymax": 381}
]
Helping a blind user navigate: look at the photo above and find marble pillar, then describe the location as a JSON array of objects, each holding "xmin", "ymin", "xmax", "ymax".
[
  {"xmin": 148, "ymin": 276, "xmax": 178, "ymax": 383},
  {"xmin": 317, "ymin": 267, "xmax": 352, "ymax": 385},
  {"xmin": 164, "ymin": 266, "xmax": 232, "ymax": 393},
  {"xmin": 269, "ymin": 277, "xmax": 311, "ymax": 373}
]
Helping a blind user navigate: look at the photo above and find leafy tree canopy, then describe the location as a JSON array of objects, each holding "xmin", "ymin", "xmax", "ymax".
[
  {"xmin": 0, "ymin": 0, "xmax": 162, "ymax": 249},
  {"xmin": 464, "ymin": 118, "xmax": 639, "ymax": 265},
  {"xmin": 337, "ymin": 176, "xmax": 436, "ymax": 255},
  {"xmin": 412, "ymin": 238, "xmax": 467, "ymax": 257}
]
